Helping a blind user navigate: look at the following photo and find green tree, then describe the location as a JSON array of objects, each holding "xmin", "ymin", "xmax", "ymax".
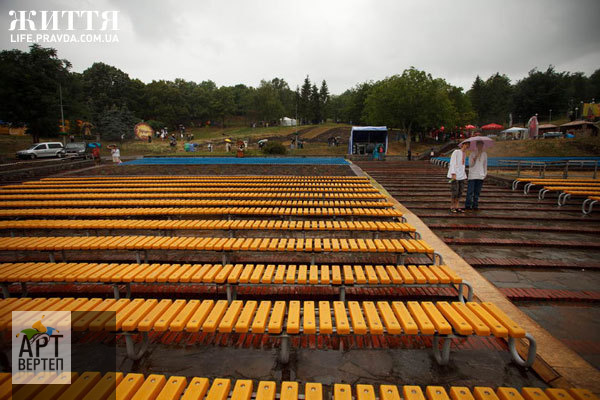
[
  {"xmin": 589, "ymin": 69, "xmax": 600, "ymax": 103},
  {"xmin": 254, "ymin": 80, "xmax": 285, "ymax": 123},
  {"xmin": 513, "ymin": 66, "xmax": 569, "ymax": 123},
  {"xmin": 309, "ymin": 84, "xmax": 321, "ymax": 123},
  {"xmin": 447, "ymin": 85, "xmax": 476, "ymax": 131},
  {"xmin": 211, "ymin": 86, "xmax": 236, "ymax": 127},
  {"xmin": 467, "ymin": 73, "xmax": 513, "ymax": 125},
  {"xmin": 0, "ymin": 45, "xmax": 72, "ymax": 142},
  {"xmin": 82, "ymin": 62, "xmax": 134, "ymax": 121},
  {"xmin": 363, "ymin": 68, "xmax": 455, "ymax": 152},
  {"xmin": 299, "ymin": 76, "xmax": 312, "ymax": 123},
  {"xmin": 96, "ymin": 105, "xmax": 138, "ymax": 141},
  {"xmin": 319, "ymin": 80, "xmax": 330, "ymax": 121}
]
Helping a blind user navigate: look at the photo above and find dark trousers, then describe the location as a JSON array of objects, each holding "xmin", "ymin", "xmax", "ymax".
[{"xmin": 465, "ymin": 179, "xmax": 484, "ymax": 209}]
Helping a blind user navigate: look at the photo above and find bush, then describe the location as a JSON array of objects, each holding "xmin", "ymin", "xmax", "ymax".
[{"xmin": 261, "ymin": 141, "xmax": 287, "ymax": 155}]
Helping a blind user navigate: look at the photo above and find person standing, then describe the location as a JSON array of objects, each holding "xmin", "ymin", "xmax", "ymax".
[
  {"xmin": 465, "ymin": 140, "xmax": 488, "ymax": 210},
  {"xmin": 111, "ymin": 145, "xmax": 122, "ymax": 164},
  {"xmin": 92, "ymin": 145, "xmax": 101, "ymax": 165},
  {"xmin": 447, "ymin": 141, "xmax": 469, "ymax": 213}
]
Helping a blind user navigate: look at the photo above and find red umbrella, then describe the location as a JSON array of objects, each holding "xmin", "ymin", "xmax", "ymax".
[
  {"xmin": 481, "ymin": 123, "xmax": 503, "ymax": 130},
  {"xmin": 464, "ymin": 124, "xmax": 476, "ymax": 130}
]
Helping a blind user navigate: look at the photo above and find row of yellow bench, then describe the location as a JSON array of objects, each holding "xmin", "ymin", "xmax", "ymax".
[
  {"xmin": 0, "ymin": 186, "xmax": 381, "ymax": 194},
  {"xmin": 512, "ymin": 178, "xmax": 600, "ymax": 190},
  {"xmin": 0, "ymin": 262, "xmax": 459, "ymax": 285},
  {"xmin": 0, "ymin": 207, "xmax": 403, "ymax": 218},
  {"xmin": 0, "ymin": 192, "xmax": 386, "ymax": 200},
  {"xmin": 0, "ymin": 236, "xmax": 432, "ymax": 253},
  {"xmin": 0, "ymin": 297, "xmax": 519, "ymax": 336},
  {"xmin": 39, "ymin": 175, "xmax": 370, "ymax": 181},
  {"xmin": 4, "ymin": 182, "xmax": 375, "ymax": 189},
  {"xmin": 5, "ymin": 371, "xmax": 596, "ymax": 400},
  {"xmin": 0, "ymin": 219, "xmax": 416, "ymax": 233},
  {"xmin": 0, "ymin": 199, "xmax": 393, "ymax": 209},
  {"xmin": 0, "ymin": 262, "xmax": 471, "ymax": 302},
  {"xmin": 0, "ymin": 296, "xmax": 536, "ymax": 365}
]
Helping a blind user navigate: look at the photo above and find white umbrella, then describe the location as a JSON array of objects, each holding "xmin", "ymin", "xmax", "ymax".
[
  {"xmin": 500, "ymin": 127, "xmax": 527, "ymax": 133},
  {"xmin": 459, "ymin": 136, "xmax": 495, "ymax": 151}
]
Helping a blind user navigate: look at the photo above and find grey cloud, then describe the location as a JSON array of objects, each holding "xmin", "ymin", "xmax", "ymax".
[{"xmin": 1, "ymin": 0, "xmax": 599, "ymax": 93}]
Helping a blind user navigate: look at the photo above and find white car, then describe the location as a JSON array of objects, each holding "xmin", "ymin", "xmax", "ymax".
[{"xmin": 16, "ymin": 142, "xmax": 64, "ymax": 159}]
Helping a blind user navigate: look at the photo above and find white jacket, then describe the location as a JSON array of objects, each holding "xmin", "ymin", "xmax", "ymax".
[
  {"xmin": 468, "ymin": 151, "xmax": 488, "ymax": 180},
  {"xmin": 447, "ymin": 149, "xmax": 467, "ymax": 180}
]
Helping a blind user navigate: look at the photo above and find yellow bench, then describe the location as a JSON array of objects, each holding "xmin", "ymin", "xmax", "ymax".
[
  {"xmin": 39, "ymin": 175, "xmax": 371, "ymax": 182},
  {"xmin": 3, "ymin": 371, "xmax": 596, "ymax": 400},
  {"xmin": 0, "ymin": 191, "xmax": 386, "ymax": 200},
  {"xmin": 0, "ymin": 262, "xmax": 472, "ymax": 302},
  {"xmin": 4, "ymin": 182, "xmax": 376, "ymax": 189},
  {"xmin": 0, "ymin": 199, "xmax": 394, "ymax": 209},
  {"xmin": 0, "ymin": 207, "xmax": 403, "ymax": 219},
  {"xmin": 556, "ymin": 190, "xmax": 600, "ymax": 206},
  {"xmin": 0, "ymin": 297, "xmax": 536, "ymax": 365},
  {"xmin": 0, "ymin": 235, "xmax": 439, "ymax": 266},
  {"xmin": 0, "ymin": 218, "xmax": 418, "ymax": 238},
  {"xmin": 512, "ymin": 178, "xmax": 600, "ymax": 191},
  {"xmin": 0, "ymin": 186, "xmax": 381, "ymax": 194}
]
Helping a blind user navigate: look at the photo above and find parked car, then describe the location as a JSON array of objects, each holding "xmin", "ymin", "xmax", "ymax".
[
  {"xmin": 59, "ymin": 142, "xmax": 92, "ymax": 158},
  {"xmin": 542, "ymin": 131, "xmax": 564, "ymax": 139},
  {"xmin": 16, "ymin": 142, "xmax": 64, "ymax": 159}
]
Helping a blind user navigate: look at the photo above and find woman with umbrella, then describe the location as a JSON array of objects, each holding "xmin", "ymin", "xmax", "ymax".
[{"xmin": 463, "ymin": 137, "xmax": 493, "ymax": 210}]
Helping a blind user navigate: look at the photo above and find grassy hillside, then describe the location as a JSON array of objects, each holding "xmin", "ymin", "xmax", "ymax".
[{"xmin": 486, "ymin": 136, "xmax": 600, "ymax": 157}]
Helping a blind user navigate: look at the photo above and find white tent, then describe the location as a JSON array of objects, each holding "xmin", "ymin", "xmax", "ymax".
[
  {"xmin": 280, "ymin": 117, "xmax": 297, "ymax": 126},
  {"xmin": 501, "ymin": 127, "xmax": 528, "ymax": 140},
  {"xmin": 500, "ymin": 127, "xmax": 527, "ymax": 133}
]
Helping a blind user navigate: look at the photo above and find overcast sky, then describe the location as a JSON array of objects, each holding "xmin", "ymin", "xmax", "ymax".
[{"xmin": 2, "ymin": 0, "xmax": 599, "ymax": 94}]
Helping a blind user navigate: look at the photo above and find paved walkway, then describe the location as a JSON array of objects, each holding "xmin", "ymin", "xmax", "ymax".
[{"xmin": 352, "ymin": 160, "xmax": 600, "ymax": 392}]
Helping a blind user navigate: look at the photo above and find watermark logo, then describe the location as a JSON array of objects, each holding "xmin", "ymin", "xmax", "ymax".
[
  {"xmin": 7, "ymin": 10, "xmax": 119, "ymax": 44},
  {"xmin": 12, "ymin": 311, "xmax": 72, "ymax": 384}
]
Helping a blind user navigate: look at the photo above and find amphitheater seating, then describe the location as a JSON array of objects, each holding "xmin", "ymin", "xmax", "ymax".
[
  {"xmin": 0, "ymin": 297, "xmax": 537, "ymax": 366},
  {"xmin": 0, "ymin": 236, "xmax": 438, "ymax": 266},
  {"xmin": 0, "ymin": 207, "xmax": 403, "ymax": 218},
  {"xmin": 512, "ymin": 178, "xmax": 600, "ymax": 191},
  {"xmin": 0, "ymin": 199, "xmax": 394, "ymax": 208},
  {"xmin": 0, "ymin": 262, "xmax": 472, "ymax": 302},
  {"xmin": 3, "ymin": 372, "xmax": 599, "ymax": 400},
  {"xmin": 0, "ymin": 219, "xmax": 417, "ymax": 236},
  {"xmin": 0, "ymin": 191, "xmax": 387, "ymax": 200},
  {"xmin": 2, "ymin": 371, "xmax": 597, "ymax": 400}
]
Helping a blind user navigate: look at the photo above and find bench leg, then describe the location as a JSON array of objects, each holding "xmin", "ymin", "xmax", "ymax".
[
  {"xmin": 433, "ymin": 252, "xmax": 443, "ymax": 265},
  {"xmin": 0, "ymin": 283, "xmax": 9, "ymax": 299},
  {"xmin": 124, "ymin": 331, "xmax": 149, "ymax": 361},
  {"xmin": 49, "ymin": 252, "xmax": 55, "ymax": 263},
  {"xmin": 310, "ymin": 253, "xmax": 315, "ymax": 266},
  {"xmin": 135, "ymin": 252, "xmax": 141, "ymax": 264},
  {"xmin": 226, "ymin": 284, "xmax": 234, "ymax": 304},
  {"xmin": 278, "ymin": 335, "xmax": 290, "ymax": 364},
  {"xmin": 339, "ymin": 286, "xmax": 346, "ymax": 302},
  {"xmin": 508, "ymin": 333, "xmax": 537, "ymax": 367},
  {"xmin": 143, "ymin": 250, "xmax": 148, "ymax": 264},
  {"xmin": 222, "ymin": 252, "xmax": 229, "ymax": 265},
  {"xmin": 113, "ymin": 284, "xmax": 120, "ymax": 299},
  {"xmin": 20, "ymin": 283, "xmax": 28, "ymax": 297},
  {"xmin": 583, "ymin": 200, "xmax": 597, "ymax": 215},
  {"xmin": 456, "ymin": 282, "xmax": 473, "ymax": 303},
  {"xmin": 396, "ymin": 254, "xmax": 404, "ymax": 265},
  {"xmin": 414, "ymin": 231, "xmax": 421, "ymax": 240},
  {"xmin": 432, "ymin": 335, "xmax": 451, "ymax": 365}
]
